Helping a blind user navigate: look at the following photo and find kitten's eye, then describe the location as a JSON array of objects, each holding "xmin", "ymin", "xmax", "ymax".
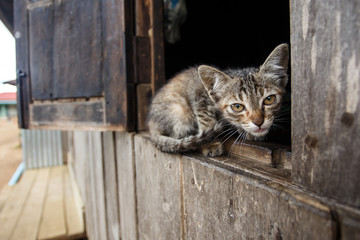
[
  {"xmin": 263, "ymin": 95, "xmax": 276, "ymax": 105},
  {"xmin": 230, "ymin": 103, "xmax": 245, "ymax": 112}
]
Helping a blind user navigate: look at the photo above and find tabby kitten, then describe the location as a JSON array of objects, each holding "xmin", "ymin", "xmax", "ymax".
[{"xmin": 147, "ymin": 44, "xmax": 289, "ymax": 157}]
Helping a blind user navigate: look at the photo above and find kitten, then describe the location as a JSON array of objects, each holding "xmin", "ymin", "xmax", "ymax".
[{"xmin": 147, "ymin": 44, "xmax": 289, "ymax": 157}]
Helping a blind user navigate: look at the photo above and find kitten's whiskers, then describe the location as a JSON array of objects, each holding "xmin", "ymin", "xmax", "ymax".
[
  {"xmin": 214, "ymin": 129, "xmax": 238, "ymax": 153},
  {"xmin": 210, "ymin": 127, "xmax": 234, "ymax": 144}
]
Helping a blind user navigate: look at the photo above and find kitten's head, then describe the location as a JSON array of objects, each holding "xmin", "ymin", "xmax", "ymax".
[{"xmin": 198, "ymin": 44, "xmax": 289, "ymax": 138}]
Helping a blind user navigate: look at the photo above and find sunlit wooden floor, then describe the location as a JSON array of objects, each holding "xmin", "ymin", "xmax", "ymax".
[{"xmin": 0, "ymin": 165, "xmax": 86, "ymax": 240}]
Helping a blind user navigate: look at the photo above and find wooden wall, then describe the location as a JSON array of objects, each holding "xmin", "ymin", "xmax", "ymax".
[
  {"xmin": 291, "ymin": 0, "xmax": 360, "ymax": 207},
  {"xmin": 64, "ymin": 0, "xmax": 360, "ymax": 239},
  {"xmin": 68, "ymin": 132, "xmax": 360, "ymax": 240}
]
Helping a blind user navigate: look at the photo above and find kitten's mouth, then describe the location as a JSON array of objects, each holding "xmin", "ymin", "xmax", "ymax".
[
  {"xmin": 254, "ymin": 128, "xmax": 266, "ymax": 133},
  {"xmin": 251, "ymin": 128, "xmax": 269, "ymax": 136}
]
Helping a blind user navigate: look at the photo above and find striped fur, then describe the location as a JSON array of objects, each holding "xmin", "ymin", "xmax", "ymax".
[{"xmin": 147, "ymin": 44, "xmax": 289, "ymax": 156}]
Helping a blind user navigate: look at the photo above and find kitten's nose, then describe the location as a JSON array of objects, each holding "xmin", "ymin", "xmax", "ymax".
[{"xmin": 253, "ymin": 117, "xmax": 264, "ymax": 127}]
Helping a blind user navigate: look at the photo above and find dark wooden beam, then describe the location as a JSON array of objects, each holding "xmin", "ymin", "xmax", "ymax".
[{"xmin": 0, "ymin": 0, "xmax": 14, "ymax": 34}]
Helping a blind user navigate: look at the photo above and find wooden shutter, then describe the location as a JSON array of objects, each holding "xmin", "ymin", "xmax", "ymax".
[{"xmin": 15, "ymin": 0, "xmax": 136, "ymax": 131}]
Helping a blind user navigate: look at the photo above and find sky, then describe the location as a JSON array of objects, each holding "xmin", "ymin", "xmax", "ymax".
[{"xmin": 0, "ymin": 20, "xmax": 16, "ymax": 93}]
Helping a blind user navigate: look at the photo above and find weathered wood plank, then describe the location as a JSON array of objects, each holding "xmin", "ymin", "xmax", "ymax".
[
  {"xmin": 101, "ymin": 0, "xmax": 134, "ymax": 129},
  {"xmin": 135, "ymin": 37, "xmax": 151, "ymax": 84},
  {"xmin": 71, "ymin": 131, "xmax": 87, "ymax": 202},
  {"xmin": 149, "ymin": 0, "xmax": 165, "ymax": 93},
  {"xmin": 0, "ymin": 170, "xmax": 36, "ymax": 239},
  {"xmin": 134, "ymin": 134, "xmax": 182, "ymax": 240},
  {"xmin": 0, "ymin": 185, "xmax": 13, "ymax": 213},
  {"xmin": 71, "ymin": 131, "xmax": 104, "ymax": 240},
  {"xmin": 67, "ymin": 160, "xmax": 86, "ymax": 237},
  {"xmin": 11, "ymin": 168, "xmax": 50, "ymax": 240},
  {"xmin": 81, "ymin": 132, "xmax": 98, "ymax": 240},
  {"xmin": 224, "ymin": 140, "xmax": 273, "ymax": 165},
  {"xmin": 30, "ymin": 100, "xmax": 105, "ymax": 129},
  {"xmin": 291, "ymin": 0, "xmax": 360, "ymax": 206},
  {"xmin": 135, "ymin": 0, "xmax": 150, "ymax": 36},
  {"xmin": 64, "ymin": 166, "xmax": 85, "ymax": 238},
  {"xmin": 194, "ymin": 153, "xmax": 291, "ymax": 184},
  {"xmin": 273, "ymin": 148, "xmax": 292, "ymax": 170},
  {"xmin": 14, "ymin": 0, "xmax": 30, "ymax": 128},
  {"xmin": 337, "ymin": 207, "xmax": 360, "ymax": 239},
  {"xmin": 224, "ymin": 138, "xmax": 291, "ymax": 168},
  {"xmin": 103, "ymin": 132, "xmax": 121, "ymax": 240},
  {"xmin": 92, "ymin": 132, "xmax": 108, "ymax": 240},
  {"xmin": 116, "ymin": 132, "xmax": 138, "ymax": 240},
  {"xmin": 53, "ymin": 0, "xmax": 102, "ymax": 98},
  {"xmin": 136, "ymin": 84, "xmax": 152, "ymax": 131},
  {"xmin": 182, "ymin": 156, "xmax": 334, "ymax": 240},
  {"xmin": 85, "ymin": 132, "xmax": 107, "ymax": 240},
  {"xmin": 28, "ymin": 3, "xmax": 54, "ymax": 100},
  {"xmin": 38, "ymin": 166, "xmax": 66, "ymax": 240}
]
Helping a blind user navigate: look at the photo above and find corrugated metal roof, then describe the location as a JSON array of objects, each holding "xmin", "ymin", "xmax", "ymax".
[
  {"xmin": 0, "ymin": 92, "xmax": 16, "ymax": 100},
  {"xmin": 0, "ymin": 92, "xmax": 16, "ymax": 104}
]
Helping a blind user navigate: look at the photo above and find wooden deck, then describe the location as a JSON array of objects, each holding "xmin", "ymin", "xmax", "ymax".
[{"xmin": 0, "ymin": 165, "xmax": 86, "ymax": 240}]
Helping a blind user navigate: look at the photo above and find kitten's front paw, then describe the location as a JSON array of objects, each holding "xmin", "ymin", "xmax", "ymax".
[{"xmin": 201, "ymin": 142, "xmax": 224, "ymax": 157}]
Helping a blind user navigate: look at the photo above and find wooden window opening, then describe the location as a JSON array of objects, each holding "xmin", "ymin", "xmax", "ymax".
[{"xmin": 163, "ymin": 1, "xmax": 292, "ymax": 175}]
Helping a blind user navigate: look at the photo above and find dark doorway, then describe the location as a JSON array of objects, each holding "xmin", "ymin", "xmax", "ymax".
[
  {"xmin": 164, "ymin": 0, "xmax": 291, "ymax": 145},
  {"xmin": 164, "ymin": 1, "xmax": 290, "ymax": 78}
]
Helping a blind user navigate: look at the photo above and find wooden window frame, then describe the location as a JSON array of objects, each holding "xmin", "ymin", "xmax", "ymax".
[{"xmin": 14, "ymin": 0, "xmax": 165, "ymax": 131}]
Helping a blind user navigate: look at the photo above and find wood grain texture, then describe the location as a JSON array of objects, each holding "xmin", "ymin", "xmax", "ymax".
[
  {"xmin": 87, "ymin": 132, "xmax": 108, "ymax": 240},
  {"xmin": 135, "ymin": 37, "xmax": 151, "ymax": 84},
  {"xmin": 273, "ymin": 148, "xmax": 292, "ymax": 170},
  {"xmin": 0, "ymin": 185, "xmax": 13, "ymax": 214},
  {"xmin": 38, "ymin": 166, "xmax": 66, "ymax": 240},
  {"xmin": 30, "ymin": 101, "xmax": 104, "ymax": 127},
  {"xmin": 11, "ymin": 168, "xmax": 50, "ymax": 240},
  {"xmin": 116, "ymin": 132, "xmax": 138, "ymax": 240},
  {"xmin": 193, "ymin": 154, "xmax": 291, "ymax": 184},
  {"xmin": 182, "ymin": 156, "xmax": 334, "ymax": 240},
  {"xmin": 0, "ymin": 170, "xmax": 36, "ymax": 239},
  {"xmin": 224, "ymin": 140, "xmax": 273, "ymax": 165},
  {"xmin": 103, "ymin": 132, "xmax": 121, "ymax": 240},
  {"xmin": 150, "ymin": 0, "xmax": 165, "ymax": 94},
  {"xmin": 0, "ymin": 166, "xmax": 85, "ymax": 240},
  {"xmin": 135, "ymin": 0, "xmax": 150, "ymax": 36},
  {"xmin": 67, "ymin": 160, "xmax": 86, "ymax": 237},
  {"xmin": 134, "ymin": 135, "xmax": 182, "ymax": 240},
  {"xmin": 53, "ymin": 0, "xmax": 102, "ymax": 99},
  {"xmin": 28, "ymin": 3, "xmax": 54, "ymax": 100},
  {"xmin": 70, "ymin": 132, "xmax": 87, "ymax": 202},
  {"xmin": 17, "ymin": 0, "xmax": 135, "ymax": 130},
  {"xmin": 136, "ymin": 84, "xmax": 152, "ymax": 131},
  {"xmin": 291, "ymin": 0, "xmax": 360, "ymax": 206},
  {"xmin": 337, "ymin": 207, "xmax": 360, "ymax": 239},
  {"xmin": 64, "ymin": 167, "xmax": 85, "ymax": 238},
  {"xmin": 14, "ymin": 0, "xmax": 30, "ymax": 128},
  {"xmin": 71, "ymin": 131, "xmax": 109, "ymax": 240},
  {"xmin": 80, "ymin": 132, "xmax": 99, "ymax": 240},
  {"xmin": 15, "ymin": 0, "xmax": 136, "ymax": 130},
  {"xmin": 101, "ymin": 0, "xmax": 134, "ymax": 129}
]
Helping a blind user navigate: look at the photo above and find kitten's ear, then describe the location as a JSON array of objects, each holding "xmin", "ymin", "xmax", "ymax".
[
  {"xmin": 259, "ymin": 44, "xmax": 289, "ymax": 87},
  {"xmin": 198, "ymin": 65, "xmax": 229, "ymax": 92}
]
